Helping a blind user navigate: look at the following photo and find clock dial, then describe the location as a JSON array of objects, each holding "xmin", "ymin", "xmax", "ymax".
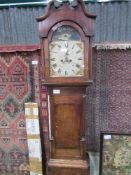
[{"xmin": 49, "ymin": 41, "xmax": 84, "ymax": 77}]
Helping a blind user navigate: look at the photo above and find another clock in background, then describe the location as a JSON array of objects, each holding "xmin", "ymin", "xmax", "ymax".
[{"xmin": 49, "ymin": 25, "xmax": 84, "ymax": 77}]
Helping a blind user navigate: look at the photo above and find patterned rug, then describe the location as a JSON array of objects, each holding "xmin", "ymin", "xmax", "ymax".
[
  {"xmin": 86, "ymin": 49, "xmax": 131, "ymax": 151},
  {"xmin": 0, "ymin": 51, "xmax": 40, "ymax": 175}
]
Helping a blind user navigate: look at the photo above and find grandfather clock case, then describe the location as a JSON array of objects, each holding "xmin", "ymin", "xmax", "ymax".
[{"xmin": 37, "ymin": 0, "xmax": 96, "ymax": 175}]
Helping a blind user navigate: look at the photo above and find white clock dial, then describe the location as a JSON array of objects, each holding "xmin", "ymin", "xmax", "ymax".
[{"xmin": 49, "ymin": 41, "xmax": 84, "ymax": 77}]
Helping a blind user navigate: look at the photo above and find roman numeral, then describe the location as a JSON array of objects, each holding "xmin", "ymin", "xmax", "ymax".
[
  {"xmin": 76, "ymin": 64, "xmax": 80, "ymax": 68},
  {"xmin": 57, "ymin": 45, "xmax": 61, "ymax": 48},
  {"xmin": 76, "ymin": 50, "xmax": 81, "ymax": 54},
  {"xmin": 65, "ymin": 42, "xmax": 68, "ymax": 48},
  {"xmin": 50, "ymin": 58, "xmax": 56, "ymax": 61},
  {"xmin": 52, "ymin": 63, "xmax": 57, "ymax": 68},
  {"xmin": 58, "ymin": 68, "xmax": 61, "ymax": 73},
  {"xmin": 65, "ymin": 71, "xmax": 68, "ymax": 75},
  {"xmin": 72, "ymin": 45, "xmax": 75, "ymax": 49}
]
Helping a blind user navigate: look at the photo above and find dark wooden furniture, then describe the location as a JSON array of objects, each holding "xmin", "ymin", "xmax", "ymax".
[{"xmin": 37, "ymin": 0, "xmax": 96, "ymax": 175}]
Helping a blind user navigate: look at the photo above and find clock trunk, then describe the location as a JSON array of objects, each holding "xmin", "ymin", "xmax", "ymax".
[
  {"xmin": 48, "ymin": 87, "xmax": 88, "ymax": 175},
  {"xmin": 49, "ymin": 87, "xmax": 85, "ymax": 159}
]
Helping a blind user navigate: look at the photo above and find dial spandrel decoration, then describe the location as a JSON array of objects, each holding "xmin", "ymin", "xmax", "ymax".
[{"xmin": 49, "ymin": 25, "xmax": 84, "ymax": 77}]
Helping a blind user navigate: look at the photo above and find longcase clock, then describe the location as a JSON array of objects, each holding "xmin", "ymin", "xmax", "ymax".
[{"xmin": 37, "ymin": 0, "xmax": 96, "ymax": 175}]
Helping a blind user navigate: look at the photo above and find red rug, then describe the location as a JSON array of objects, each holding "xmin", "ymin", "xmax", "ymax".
[{"xmin": 0, "ymin": 50, "xmax": 40, "ymax": 175}]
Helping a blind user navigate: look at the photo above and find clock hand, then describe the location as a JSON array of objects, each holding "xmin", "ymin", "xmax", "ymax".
[
  {"xmin": 68, "ymin": 59, "xmax": 72, "ymax": 63},
  {"xmin": 65, "ymin": 57, "xmax": 73, "ymax": 63},
  {"xmin": 65, "ymin": 50, "xmax": 69, "ymax": 56},
  {"xmin": 61, "ymin": 56, "xmax": 68, "ymax": 63},
  {"xmin": 65, "ymin": 56, "xmax": 69, "ymax": 62}
]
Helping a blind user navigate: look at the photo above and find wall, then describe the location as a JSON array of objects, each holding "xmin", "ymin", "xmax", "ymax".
[{"xmin": 0, "ymin": 1, "xmax": 131, "ymax": 45}]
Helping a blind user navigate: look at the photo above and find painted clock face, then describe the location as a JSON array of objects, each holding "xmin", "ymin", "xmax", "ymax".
[{"xmin": 49, "ymin": 26, "xmax": 84, "ymax": 77}]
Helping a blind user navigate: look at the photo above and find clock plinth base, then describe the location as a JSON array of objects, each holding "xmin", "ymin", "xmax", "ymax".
[{"xmin": 48, "ymin": 159, "xmax": 89, "ymax": 175}]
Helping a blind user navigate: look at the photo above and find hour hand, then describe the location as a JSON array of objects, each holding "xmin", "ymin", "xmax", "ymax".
[{"xmin": 65, "ymin": 51, "xmax": 69, "ymax": 56}]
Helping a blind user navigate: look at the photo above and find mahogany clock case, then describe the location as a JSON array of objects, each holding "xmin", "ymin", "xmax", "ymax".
[{"xmin": 37, "ymin": 1, "xmax": 96, "ymax": 175}]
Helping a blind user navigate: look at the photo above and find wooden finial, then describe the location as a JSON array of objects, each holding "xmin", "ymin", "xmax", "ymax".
[{"xmin": 54, "ymin": 0, "xmax": 78, "ymax": 8}]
